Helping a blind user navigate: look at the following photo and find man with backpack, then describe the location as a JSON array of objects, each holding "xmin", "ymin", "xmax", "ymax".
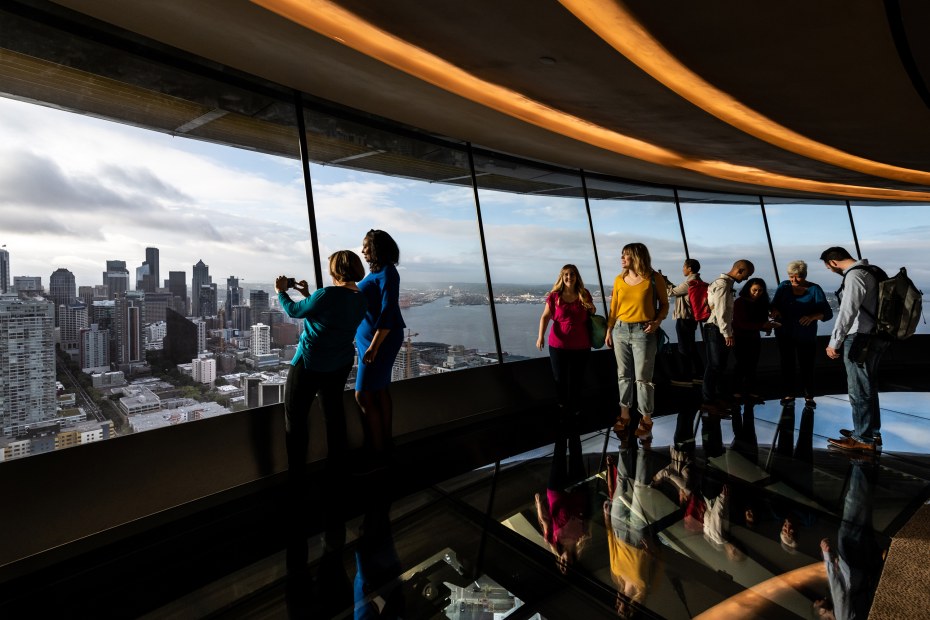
[
  {"xmin": 667, "ymin": 258, "xmax": 705, "ymax": 385},
  {"xmin": 821, "ymin": 247, "xmax": 889, "ymax": 453}
]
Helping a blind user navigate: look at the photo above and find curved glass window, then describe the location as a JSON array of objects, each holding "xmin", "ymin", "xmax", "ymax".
[
  {"xmin": 850, "ymin": 201, "xmax": 930, "ymax": 335},
  {"xmin": 678, "ymin": 191, "xmax": 778, "ymax": 302},
  {"xmin": 587, "ymin": 181, "xmax": 683, "ymax": 340},
  {"xmin": 764, "ymin": 198, "xmax": 856, "ymax": 336},
  {"xmin": 473, "ymin": 155, "xmax": 598, "ymax": 361},
  {"xmin": 0, "ymin": 92, "xmax": 304, "ymax": 458},
  {"xmin": 305, "ymin": 110, "xmax": 496, "ymax": 378}
]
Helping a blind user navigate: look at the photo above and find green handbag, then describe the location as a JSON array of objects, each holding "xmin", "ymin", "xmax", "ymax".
[{"xmin": 588, "ymin": 314, "xmax": 608, "ymax": 349}]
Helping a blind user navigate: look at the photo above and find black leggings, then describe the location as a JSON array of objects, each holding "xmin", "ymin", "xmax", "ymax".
[
  {"xmin": 548, "ymin": 346, "xmax": 590, "ymax": 411},
  {"xmin": 284, "ymin": 362, "xmax": 353, "ymax": 476}
]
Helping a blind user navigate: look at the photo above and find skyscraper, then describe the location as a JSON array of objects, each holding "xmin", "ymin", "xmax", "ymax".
[
  {"xmin": 249, "ymin": 290, "xmax": 269, "ymax": 322},
  {"xmin": 49, "ymin": 268, "xmax": 76, "ymax": 327},
  {"xmin": 60, "ymin": 302, "xmax": 88, "ymax": 351},
  {"xmin": 135, "ymin": 263, "xmax": 150, "ymax": 292},
  {"xmin": 144, "ymin": 247, "xmax": 159, "ymax": 293},
  {"xmin": 164, "ymin": 308, "xmax": 198, "ymax": 365},
  {"xmin": 198, "ymin": 284, "xmax": 217, "ymax": 317},
  {"xmin": 191, "ymin": 355, "xmax": 216, "ymax": 385},
  {"xmin": 250, "ymin": 323, "xmax": 271, "ymax": 356},
  {"xmin": 115, "ymin": 291, "xmax": 145, "ymax": 365},
  {"xmin": 0, "ymin": 296, "xmax": 56, "ymax": 437},
  {"xmin": 78, "ymin": 286, "xmax": 95, "ymax": 307},
  {"xmin": 167, "ymin": 271, "xmax": 187, "ymax": 313},
  {"xmin": 80, "ymin": 323, "xmax": 110, "ymax": 371},
  {"xmin": 103, "ymin": 260, "xmax": 130, "ymax": 298},
  {"xmin": 225, "ymin": 276, "xmax": 240, "ymax": 315},
  {"xmin": 191, "ymin": 260, "xmax": 210, "ymax": 317},
  {"xmin": 0, "ymin": 247, "xmax": 9, "ymax": 294}
]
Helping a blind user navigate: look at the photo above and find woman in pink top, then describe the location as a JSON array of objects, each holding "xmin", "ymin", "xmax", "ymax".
[{"xmin": 536, "ymin": 264, "xmax": 595, "ymax": 414}]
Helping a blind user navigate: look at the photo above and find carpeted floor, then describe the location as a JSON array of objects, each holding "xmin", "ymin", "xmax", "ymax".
[{"xmin": 869, "ymin": 504, "xmax": 930, "ymax": 619}]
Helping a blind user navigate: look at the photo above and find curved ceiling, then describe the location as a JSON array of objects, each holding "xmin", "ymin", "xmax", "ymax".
[{"xmin": 40, "ymin": 0, "xmax": 930, "ymax": 200}]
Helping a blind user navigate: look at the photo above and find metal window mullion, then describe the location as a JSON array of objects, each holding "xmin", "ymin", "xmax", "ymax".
[
  {"xmin": 759, "ymin": 196, "xmax": 779, "ymax": 282},
  {"xmin": 846, "ymin": 200, "xmax": 862, "ymax": 259},
  {"xmin": 467, "ymin": 143, "xmax": 503, "ymax": 364},
  {"xmin": 580, "ymin": 170, "xmax": 608, "ymax": 316},
  {"xmin": 673, "ymin": 188, "xmax": 690, "ymax": 260},
  {"xmin": 294, "ymin": 91, "xmax": 324, "ymax": 290}
]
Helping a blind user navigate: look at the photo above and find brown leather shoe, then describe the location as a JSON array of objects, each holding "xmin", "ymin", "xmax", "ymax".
[
  {"xmin": 839, "ymin": 429, "xmax": 882, "ymax": 446},
  {"xmin": 828, "ymin": 436, "xmax": 876, "ymax": 452}
]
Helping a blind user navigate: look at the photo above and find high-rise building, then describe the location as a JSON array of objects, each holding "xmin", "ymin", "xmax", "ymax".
[
  {"xmin": 80, "ymin": 323, "xmax": 110, "ymax": 371},
  {"xmin": 135, "ymin": 263, "xmax": 150, "ymax": 292},
  {"xmin": 12, "ymin": 276, "xmax": 43, "ymax": 295},
  {"xmin": 60, "ymin": 302, "xmax": 88, "ymax": 351},
  {"xmin": 49, "ymin": 268, "xmax": 76, "ymax": 327},
  {"xmin": 392, "ymin": 340, "xmax": 420, "ymax": 381},
  {"xmin": 191, "ymin": 260, "xmax": 210, "ymax": 317},
  {"xmin": 142, "ymin": 292, "xmax": 172, "ymax": 323},
  {"xmin": 91, "ymin": 300, "xmax": 117, "ymax": 364},
  {"xmin": 231, "ymin": 305, "xmax": 251, "ymax": 333},
  {"xmin": 0, "ymin": 296, "xmax": 56, "ymax": 437},
  {"xmin": 0, "ymin": 248, "xmax": 9, "ymax": 294},
  {"xmin": 103, "ymin": 260, "xmax": 130, "ymax": 299},
  {"xmin": 249, "ymin": 290, "xmax": 269, "ymax": 325},
  {"xmin": 144, "ymin": 248, "xmax": 159, "ymax": 293},
  {"xmin": 225, "ymin": 276, "xmax": 240, "ymax": 315},
  {"xmin": 115, "ymin": 291, "xmax": 145, "ymax": 365},
  {"xmin": 78, "ymin": 286, "xmax": 95, "ymax": 307},
  {"xmin": 250, "ymin": 323, "xmax": 271, "ymax": 356},
  {"xmin": 198, "ymin": 284, "xmax": 217, "ymax": 317},
  {"xmin": 164, "ymin": 308, "xmax": 198, "ymax": 365},
  {"xmin": 191, "ymin": 355, "xmax": 216, "ymax": 385},
  {"xmin": 167, "ymin": 271, "xmax": 187, "ymax": 313}
]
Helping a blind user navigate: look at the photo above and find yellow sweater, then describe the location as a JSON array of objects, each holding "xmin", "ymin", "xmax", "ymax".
[{"xmin": 607, "ymin": 273, "xmax": 669, "ymax": 328}]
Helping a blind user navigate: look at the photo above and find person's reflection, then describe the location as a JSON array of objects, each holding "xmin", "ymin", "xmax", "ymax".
[
  {"xmin": 815, "ymin": 459, "xmax": 883, "ymax": 619},
  {"xmin": 770, "ymin": 404, "xmax": 817, "ymax": 553},
  {"xmin": 605, "ymin": 441, "xmax": 659, "ymax": 616},
  {"xmin": 535, "ymin": 420, "xmax": 591, "ymax": 574},
  {"xmin": 650, "ymin": 410, "xmax": 697, "ymax": 508},
  {"xmin": 730, "ymin": 402, "xmax": 759, "ymax": 466},
  {"xmin": 285, "ymin": 452, "xmax": 353, "ymax": 618},
  {"xmin": 353, "ymin": 494, "xmax": 405, "ymax": 619}
]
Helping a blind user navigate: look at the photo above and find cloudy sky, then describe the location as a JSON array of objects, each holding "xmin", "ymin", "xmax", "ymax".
[{"xmin": 2, "ymin": 95, "xmax": 929, "ymax": 295}]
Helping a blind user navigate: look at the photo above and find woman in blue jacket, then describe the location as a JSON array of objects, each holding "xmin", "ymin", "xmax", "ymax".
[
  {"xmin": 770, "ymin": 260, "xmax": 833, "ymax": 407},
  {"xmin": 356, "ymin": 230, "xmax": 406, "ymax": 466},
  {"xmin": 276, "ymin": 251, "xmax": 369, "ymax": 478}
]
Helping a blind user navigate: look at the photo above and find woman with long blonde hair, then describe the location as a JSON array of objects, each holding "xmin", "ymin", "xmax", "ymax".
[
  {"xmin": 605, "ymin": 243, "xmax": 669, "ymax": 440},
  {"xmin": 537, "ymin": 264, "xmax": 595, "ymax": 415}
]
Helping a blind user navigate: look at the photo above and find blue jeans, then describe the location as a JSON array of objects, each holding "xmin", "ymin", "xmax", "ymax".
[
  {"xmin": 842, "ymin": 334, "xmax": 889, "ymax": 445},
  {"xmin": 702, "ymin": 324, "xmax": 729, "ymax": 402},
  {"xmin": 612, "ymin": 322, "xmax": 657, "ymax": 415}
]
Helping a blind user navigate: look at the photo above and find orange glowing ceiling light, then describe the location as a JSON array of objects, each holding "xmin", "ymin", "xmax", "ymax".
[
  {"xmin": 252, "ymin": 0, "xmax": 930, "ymax": 201},
  {"xmin": 558, "ymin": 0, "xmax": 930, "ymax": 187}
]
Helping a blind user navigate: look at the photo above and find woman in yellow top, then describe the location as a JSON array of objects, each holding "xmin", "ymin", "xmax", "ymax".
[{"xmin": 605, "ymin": 243, "xmax": 669, "ymax": 439}]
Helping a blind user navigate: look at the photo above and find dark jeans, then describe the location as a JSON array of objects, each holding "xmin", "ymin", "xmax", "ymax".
[
  {"xmin": 776, "ymin": 335, "xmax": 817, "ymax": 399},
  {"xmin": 702, "ymin": 324, "xmax": 729, "ymax": 403},
  {"xmin": 676, "ymin": 317, "xmax": 704, "ymax": 377},
  {"xmin": 549, "ymin": 346, "xmax": 590, "ymax": 411},
  {"xmin": 733, "ymin": 334, "xmax": 760, "ymax": 395}
]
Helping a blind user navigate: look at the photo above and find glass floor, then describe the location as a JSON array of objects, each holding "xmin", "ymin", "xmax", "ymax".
[{"xmin": 174, "ymin": 392, "xmax": 930, "ymax": 619}]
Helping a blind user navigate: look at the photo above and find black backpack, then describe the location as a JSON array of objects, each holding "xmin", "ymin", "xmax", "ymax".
[{"xmin": 839, "ymin": 265, "xmax": 924, "ymax": 340}]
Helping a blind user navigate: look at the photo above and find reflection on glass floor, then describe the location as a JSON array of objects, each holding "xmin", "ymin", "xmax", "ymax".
[{"xmin": 211, "ymin": 392, "xmax": 930, "ymax": 619}]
